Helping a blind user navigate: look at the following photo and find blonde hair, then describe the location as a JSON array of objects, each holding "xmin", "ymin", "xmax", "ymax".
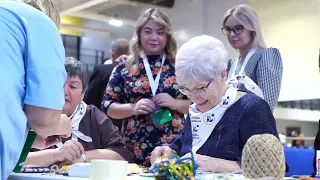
[
  {"xmin": 222, "ymin": 4, "xmax": 267, "ymax": 49},
  {"xmin": 16, "ymin": 0, "xmax": 60, "ymax": 28},
  {"xmin": 126, "ymin": 8, "xmax": 177, "ymax": 74}
]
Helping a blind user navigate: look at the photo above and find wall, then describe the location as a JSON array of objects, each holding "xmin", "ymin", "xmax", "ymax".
[
  {"xmin": 276, "ymin": 119, "xmax": 318, "ymax": 147},
  {"xmin": 251, "ymin": 0, "xmax": 320, "ymax": 101},
  {"xmin": 78, "ymin": 0, "xmax": 250, "ymax": 63}
]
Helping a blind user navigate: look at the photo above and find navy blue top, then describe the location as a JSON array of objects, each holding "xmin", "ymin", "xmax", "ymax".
[{"xmin": 169, "ymin": 92, "xmax": 279, "ymax": 163}]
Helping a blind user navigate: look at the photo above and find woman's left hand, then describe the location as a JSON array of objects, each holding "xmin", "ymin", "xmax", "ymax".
[{"xmin": 153, "ymin": 93, "xmax": 177, "ymax": 110}]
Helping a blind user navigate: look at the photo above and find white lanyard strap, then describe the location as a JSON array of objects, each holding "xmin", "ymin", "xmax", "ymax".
[
  {"xmin": 230, "ymin": 48, "xmax": 256, "ymax": 78},
  {"xmin": 141, "ymin": 52, "xmax": 166, "ymax": 96}
]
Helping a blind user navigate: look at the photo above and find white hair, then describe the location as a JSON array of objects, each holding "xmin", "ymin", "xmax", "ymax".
[
  {"xmin": 222, "ymin": 4, "xmax": 267, "ymax": 49},
  {"xmin": 175, "ymin": 35, "xmax": 228, "ymax": 86}
]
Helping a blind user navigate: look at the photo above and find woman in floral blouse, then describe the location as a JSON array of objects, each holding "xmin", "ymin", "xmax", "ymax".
[{"xmin": 102, "ymin": 8, "xmax": 190, "ymax": 166}]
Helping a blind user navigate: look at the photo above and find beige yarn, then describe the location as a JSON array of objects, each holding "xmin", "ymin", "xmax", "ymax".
[{"xmin": 242, "ymin": 134, "xmax": 286, "ymax": 180}]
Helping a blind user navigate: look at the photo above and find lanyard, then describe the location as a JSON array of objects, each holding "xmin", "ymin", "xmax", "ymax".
[
  {"xmin": 229, "ymin": 48, "xmax": 256, "ymax": 78},
  {"xmin": 141, "ymin": 52, "xmax": 166, "ymax": 96}
]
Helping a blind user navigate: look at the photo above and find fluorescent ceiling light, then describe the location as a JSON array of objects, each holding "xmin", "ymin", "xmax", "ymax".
[{"xmin": 109, "ymin": 19, "xmax": 123, "ymax": 26}]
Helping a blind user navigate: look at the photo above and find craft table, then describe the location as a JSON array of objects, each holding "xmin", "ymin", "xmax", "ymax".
[{"xmin": 8, "ymin": 172, "xmax": 248, "ymax": 180}]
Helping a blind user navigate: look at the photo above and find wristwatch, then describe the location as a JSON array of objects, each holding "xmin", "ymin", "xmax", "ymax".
[{"xmin": 81, "ymin": 153, "xmax": 87, "ymax": 163}]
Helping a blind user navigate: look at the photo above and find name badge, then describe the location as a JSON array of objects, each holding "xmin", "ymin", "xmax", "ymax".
[{"xmin": 150, "ymin": 107, "xmax": 173, "ymax": 126}]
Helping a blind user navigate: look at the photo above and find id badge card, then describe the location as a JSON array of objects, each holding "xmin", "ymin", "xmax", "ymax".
[{"xmin": 150, "ymin": 107, "xmax": 173, "ymax": 126}]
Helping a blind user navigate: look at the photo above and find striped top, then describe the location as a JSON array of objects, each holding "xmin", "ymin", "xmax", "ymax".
[{"xmin": 227, "ymin": 48, "xmax": 283, "ymax": 111}]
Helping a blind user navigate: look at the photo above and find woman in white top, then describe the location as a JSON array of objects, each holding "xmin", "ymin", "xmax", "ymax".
[{"xmin": 222, "ymin": 4, "xmax": 283, "ymax": 111}]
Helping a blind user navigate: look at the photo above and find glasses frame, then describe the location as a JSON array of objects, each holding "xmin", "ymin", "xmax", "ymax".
[
  {"xmin": 179, "ymin": 79, "xmax": 213, "ymax": 96},
  {"xmin": 221, "ymin": 25, "xmax": 244, "ymax": 36}
]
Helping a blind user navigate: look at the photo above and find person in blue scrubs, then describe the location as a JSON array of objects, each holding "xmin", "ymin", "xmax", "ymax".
[{"xmin": 0, "ymin": 1, "xmax": 70, "ymax": 179}]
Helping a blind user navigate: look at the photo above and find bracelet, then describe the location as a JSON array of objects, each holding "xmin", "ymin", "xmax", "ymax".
[{"xmin": 81, "ymin": 154, "xmax": 87, "ymax": 163}]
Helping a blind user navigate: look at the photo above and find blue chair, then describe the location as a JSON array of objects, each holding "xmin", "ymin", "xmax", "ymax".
[{"xmin": 284, "ymin": 147, "xmax": 314, "ymax": 177}]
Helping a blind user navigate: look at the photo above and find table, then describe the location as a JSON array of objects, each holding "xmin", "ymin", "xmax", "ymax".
[
  {"xmin": 8, "ymin": 173, "xmax": 150, "ymax": 180},
  {"xmin": 8, "ymin": 172, "xmax": 248, "ymax": 180}
]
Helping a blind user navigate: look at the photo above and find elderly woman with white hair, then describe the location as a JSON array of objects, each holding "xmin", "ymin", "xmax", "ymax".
[{"xmin": 151, "ymin": 35, "xmax": 279, "ymax": 173}]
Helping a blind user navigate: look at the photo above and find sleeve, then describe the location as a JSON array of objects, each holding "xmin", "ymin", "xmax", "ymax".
[
  {"xmin": 22, "ymin": 9, "xmax": 66, "ymax": 110},
  {"xmin": 169, "ymin": 114, "xmax": 192, "ymax": 156},
  {"xmin": 239, "ymin": 96, "xmax": 279, "ymax": 151},
  {"xmin": 256, "ymin": 48, "xmax": 283, "ymax": 111},
  {"xmin": 93, "ymin": 106, "xmax": 133, "ymax": 162},
  {"xmin": 101, "ymin": 57, "xmax": 127, "ymax": 112}
]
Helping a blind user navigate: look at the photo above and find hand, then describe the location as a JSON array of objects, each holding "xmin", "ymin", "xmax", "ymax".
[
  {"xmin": 57, "ymin": 114, "xmax": 72, "ymax": 138},
  {"xmin": 54, "ymin": 140, "xmax": 85, "ymax": 163},
  {"xmin": 181, "ymin": 153, "xmax": 220, "ymax": 172},
  {"xmin": 153, "ymin": 93, "xmax": 177, "ymax": 110},
  {"xmin": 32, "ymin": 135, "xmax": 61, "ymax": 150},
  {"xmin": 133, "ymin": 99, "xmax": 156, "ymax": 115},
  {"xmin": 150, "ymin": 146, "xmax": 173, "ymax": 164}
]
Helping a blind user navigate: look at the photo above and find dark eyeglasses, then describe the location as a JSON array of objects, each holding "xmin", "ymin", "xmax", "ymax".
[{"xmin": 221, "ymin": 25, "xmax": 244, "ymax": 36}]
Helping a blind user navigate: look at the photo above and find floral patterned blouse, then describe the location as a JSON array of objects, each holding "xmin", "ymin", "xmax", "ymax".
[{"xmin": 102, "ymin": 55, "xmax": 185, "ymax": 166}]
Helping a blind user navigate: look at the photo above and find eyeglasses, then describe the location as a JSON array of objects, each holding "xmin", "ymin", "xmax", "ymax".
[
  {"xmin": 221, "ymin": 25, "xmax": 244, "ymax": 36},
  {"xmin": 179, "ymin": 79, "xmax": 213, "ymax": 96}
]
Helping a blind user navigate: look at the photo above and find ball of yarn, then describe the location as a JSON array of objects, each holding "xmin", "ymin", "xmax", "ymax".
[{"xmin": 242, "ymin": 134, "xmax": 285, "ymax": 180}]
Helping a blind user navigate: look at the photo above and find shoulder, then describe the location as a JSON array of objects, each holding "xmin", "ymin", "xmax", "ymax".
[
  {"xmin": 259, "ymin": 48, "xmax": 282, "ymax": 62},
  {"xmin": 0, "ymin": 1, "xmax": 57, "ymax": 30},
  {"xmin": 232, "ymin": 93, "xmax": 270, "ymax": 112},
  {"xmin": 260, "ymin": 47, "xmax": 281, "ymax": 55},
  {"xmin": 86, "ymin": 105, "xmax": 109, "ymax": 124}
]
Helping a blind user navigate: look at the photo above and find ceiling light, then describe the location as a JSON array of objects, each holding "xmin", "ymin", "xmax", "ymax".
[{"xmin": 109, "ymin": 14, "xmax": 123, "ymax": 26}]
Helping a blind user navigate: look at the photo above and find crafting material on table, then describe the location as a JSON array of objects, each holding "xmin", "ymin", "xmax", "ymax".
[
  {"xmin": 144, "ymin": 150, "xmax": 200, "ymax": 180},
  {"xmin": 242, "ymin": 134, "xmax": 286, "ymax": 179}
]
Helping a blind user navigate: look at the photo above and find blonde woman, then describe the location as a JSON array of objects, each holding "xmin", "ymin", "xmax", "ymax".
[
  {"xmin": 222, "ymin": 4, "xmax": 283, "ymax": 111},
  {"xmin": 102, "ymin": 8, "xmax": 190, "ymax": 166}
]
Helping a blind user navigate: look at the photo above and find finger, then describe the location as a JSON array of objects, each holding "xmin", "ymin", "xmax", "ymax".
[
  {"xmin": 142, "ymin": 100, "xmax": 156, "ymax": 110},
  {"xmin": 65, "ymin": 151, "xmax": 74, "ymax": 161},
  {"xmin": 163, "ymin": 147, "xmax": 172, "ymax": 158},
  {"xmin": 152, "ymin": 97, "xmax": 160, "ymax": 104},
  {"xmin": 66, "ymin": 145, "xmax": 78, "ymax": 160},
  {"xmin": 157, "ymin": 102, "xmax": 168, "ymax": 108},
  {"xmin": 137, "ymin": 109, "xmax": 149, "ymax": 115},
  {"xmin": 73, "ymin": 141, "xmax": 85, "ymax": 155},
  {"xmin": 153, "ymin": 147, "xmax": 164, "ymax": 161},
  {"xmin": 70, "ymin": 143, "xmax": 82, "ymax": 159},
  {"xmin": 140, "ymin": 105, "xmax": 154, "ymax": 113}
]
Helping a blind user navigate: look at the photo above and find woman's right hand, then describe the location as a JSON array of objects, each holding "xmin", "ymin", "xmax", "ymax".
[
  {"xmin": 132, "ymin": 99, "xmax": 156, "ymax": 116},
  {"xmin": 54, "ymin": 140, "xmax": 85, "ymax": 162},
  {"xmin": 150, "ymin": 146, "xmax": 173, "ymax": 164}
]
